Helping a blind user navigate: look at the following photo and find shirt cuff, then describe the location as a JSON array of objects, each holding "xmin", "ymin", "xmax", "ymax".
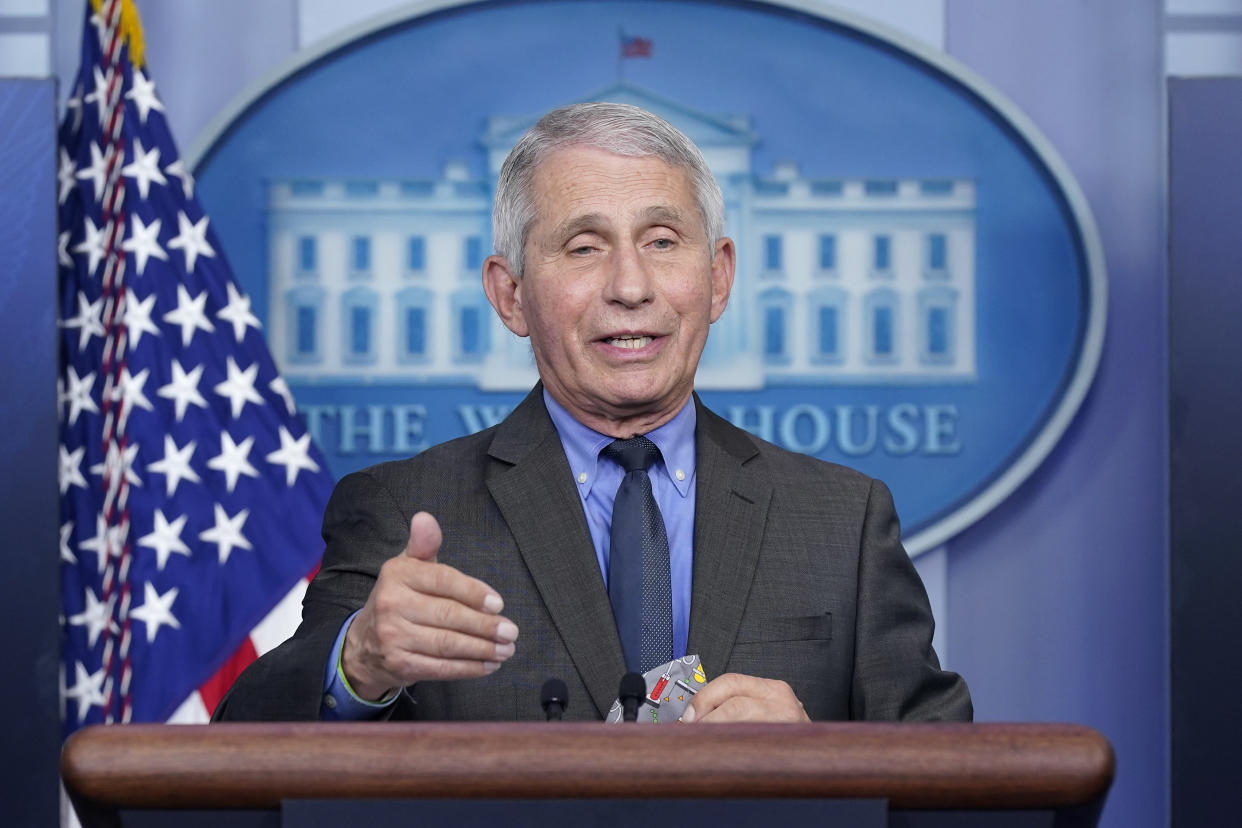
[{"xmin": 321, "ymin": 609, "xmax": 400, "ymax": 720}]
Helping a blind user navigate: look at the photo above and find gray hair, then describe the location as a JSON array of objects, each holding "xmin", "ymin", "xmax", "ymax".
[{"xmin": 492, "ymin": 101, "xmax": 725, "ymax": 276}]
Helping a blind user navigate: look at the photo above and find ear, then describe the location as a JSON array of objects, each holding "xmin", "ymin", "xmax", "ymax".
[
  {"xmin": 708, "ymin": 237, "xmax": 736, "ymax": 324},
  {"xmin": 483, "ymin": 254, "xmax": 529, "ymax": 337}
]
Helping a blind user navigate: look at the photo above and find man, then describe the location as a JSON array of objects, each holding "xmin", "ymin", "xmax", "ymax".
[{"xmin": 215, "ymin": 102, "xmax": 970, "ymax": 723}]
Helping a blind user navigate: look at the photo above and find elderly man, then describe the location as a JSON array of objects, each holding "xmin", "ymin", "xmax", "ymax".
[{"xmin": 215, "ymin": 102, "xmax": 970, "ymax": 723}]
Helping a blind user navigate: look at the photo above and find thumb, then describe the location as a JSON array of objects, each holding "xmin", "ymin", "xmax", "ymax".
[{"xmin": 403, "ymin": 511, "xmax": 442, "ymax": 561}]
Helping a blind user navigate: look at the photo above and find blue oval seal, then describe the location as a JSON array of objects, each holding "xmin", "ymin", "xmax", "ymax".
[{"xmin": 189, "ymin": 0, "xmax": 1106, "ymax": 555}]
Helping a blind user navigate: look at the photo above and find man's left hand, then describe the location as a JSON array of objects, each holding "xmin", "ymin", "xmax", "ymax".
[{"xmin": 680, "ymin": 673, "xmax": 810, "ymax": 723}]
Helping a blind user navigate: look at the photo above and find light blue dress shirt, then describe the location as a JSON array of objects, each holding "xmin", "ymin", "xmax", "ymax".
[
  {"xmin": 320, "ymin": 392, "xmax": 697, "ymax": 718},
  {"xmin": 542, "ymin": 390, "xmax": 696, "ymax": 661}
]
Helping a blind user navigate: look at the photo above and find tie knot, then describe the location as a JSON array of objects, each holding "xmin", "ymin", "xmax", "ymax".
[{"xmin": 602, "ymin": 436, "xmax": 661, "ymax": 474}]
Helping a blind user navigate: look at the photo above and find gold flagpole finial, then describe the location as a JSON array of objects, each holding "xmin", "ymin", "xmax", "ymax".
[{"xmin": 89, "ymin": 0, "xmax": 146, "ymax": 67}]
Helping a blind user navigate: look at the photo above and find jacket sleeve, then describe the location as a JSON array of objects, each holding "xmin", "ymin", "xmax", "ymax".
[
  {"xmin": 849, "ymin": 479, "xmax": 973, "ymax": 721},
  {"xmin": 212, "ymin": 470, "xmax": 419, "ymax": 722}
]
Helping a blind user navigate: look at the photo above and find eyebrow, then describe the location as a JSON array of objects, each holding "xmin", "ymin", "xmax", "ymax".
[
  {"xmin": 641, "ymin": 205, "xmax": 688, "ymax": 227},
  {"xmin": 551, "ymin": 213, "xmax": 607, "ymax": 243}
]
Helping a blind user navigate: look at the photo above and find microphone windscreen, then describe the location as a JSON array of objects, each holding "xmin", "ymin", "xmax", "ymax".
[
  {"xmin": 541, "ymin": 678, "xmax": 568, "ymax": 709},
  {"xmin": 619, "ymin": 671, "xmax": 646, "ymax": 701}
]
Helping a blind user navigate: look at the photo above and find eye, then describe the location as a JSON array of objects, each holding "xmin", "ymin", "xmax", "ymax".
[
  {"xmin": 569, "ymin": 244, "xmax": 595, "ymax": 256},
  {"xmin": 650, "ymin": 237, "xmax": 674, "ymax": 250}
]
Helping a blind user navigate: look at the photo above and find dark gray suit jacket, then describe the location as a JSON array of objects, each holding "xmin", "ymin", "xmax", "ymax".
[{"xmin": 215, "ymin": 387, "xmax": 970, "ymax": 722}]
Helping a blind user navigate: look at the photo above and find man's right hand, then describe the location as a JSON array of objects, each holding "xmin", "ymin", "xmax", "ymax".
[{"xmin": 340, "ymin": 511, "xmax": 518, "ymax": 701}]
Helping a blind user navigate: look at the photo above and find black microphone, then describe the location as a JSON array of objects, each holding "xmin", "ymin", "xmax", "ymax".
[
  {"xmin": 618, "ymin": 672, "xmax": 646, "ymax": 722},
  {"xmin": 540, "ymin": 678, "xmax": 568, "ymax": 721}
]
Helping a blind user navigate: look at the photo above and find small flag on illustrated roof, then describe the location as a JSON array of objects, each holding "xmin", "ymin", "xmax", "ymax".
[{"xmin": 620, "ymin": 31, "xmax": 653, "ymax": 59}]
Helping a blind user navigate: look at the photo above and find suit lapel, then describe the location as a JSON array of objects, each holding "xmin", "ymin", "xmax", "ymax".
[
  {"xmin": 486, "ymin": 387, "xmax": 626, "ymax": 717},
  {"xmin": 687, "ymin": 398, "xmax": 772, "ymax": 680}
]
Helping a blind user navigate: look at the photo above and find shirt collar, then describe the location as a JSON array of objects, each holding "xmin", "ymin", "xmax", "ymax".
[{"xmin": 543, "ymin": 389, "xmax": 697, "ymax": 499}]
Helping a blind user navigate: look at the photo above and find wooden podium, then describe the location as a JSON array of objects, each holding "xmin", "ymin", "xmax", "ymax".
[{"xmin": 62, "ymin": 722, "xmax": 1114, "ymax": 827}]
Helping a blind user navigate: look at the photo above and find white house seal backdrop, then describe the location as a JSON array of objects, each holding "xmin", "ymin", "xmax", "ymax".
[{"xmin": 189, "ymin": 0, "xmax": 1106, "ymax": 556}]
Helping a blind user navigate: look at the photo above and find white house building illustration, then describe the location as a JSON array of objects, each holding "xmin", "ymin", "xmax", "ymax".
[{"xmin": 266, "ymin": 83, "xmax": 976, "ymax": 390}]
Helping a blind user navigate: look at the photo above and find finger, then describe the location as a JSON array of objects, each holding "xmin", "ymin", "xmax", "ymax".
[
  {"xmin": 701, "ymin": 694, "xmax": 807, "ymax": 723},
  {"xmin": 403, "ymin": 511, "xmax": 442, "ymax": 562},
  {"xmin": 681, "ymin": 673, "xmax": 756, "ymax": 722},
  {"xmin": 396, "ymin": 652, "xmax": 507, "ymax": 683},
  {"xmin": 402, "ymin": 622, "xmax": 517, "ymax": 662},
  {"xmin": 685, "ymin": 676, "xmax": 807, "ymax": 723},
  {"xmin": 344, "ymin": 609, "xmax": 514, "ymax": 696},
  {"xmin": 391, "ymin": 591, "xmax": 519, "ymax": 644},
  {"xmin": 697, "ymin": 695, "xmax": 763, "ymax": 723},
  {"xmin": 390, "ymin": 556, "xmax": 505, "ymax": 615},
  {"xmin": 393, "ymin": 514, "xmax": 505, "ymax": 615}
]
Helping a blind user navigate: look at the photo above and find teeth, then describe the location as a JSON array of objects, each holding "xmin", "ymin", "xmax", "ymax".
[{"xmin": 608, "ymin": 336, "xmax": 653, "ymax": 350}]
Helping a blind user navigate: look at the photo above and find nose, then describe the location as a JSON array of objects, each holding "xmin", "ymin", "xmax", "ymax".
[{"xmin": 604, "ymin": 244, "xmax": 655, "ymax": 308}]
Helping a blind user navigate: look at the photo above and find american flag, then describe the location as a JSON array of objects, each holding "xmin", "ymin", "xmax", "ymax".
[
  {"xmin": 57, "ymin": 0, "xmax": 333, "ymax": 734},
  {"xmin": 620, "ymin": 32, "xmax": 653, "ymax": 59}
]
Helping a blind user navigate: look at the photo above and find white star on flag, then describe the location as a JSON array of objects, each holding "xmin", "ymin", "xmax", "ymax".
[
  {"xmin": 207, "ymin": 431, "xmax": 259, "ymax": 493},
  {"xmin": 122, "ymin": 289, "xmax": 161, "ymax": 350},
  {"xmin": 146, "ymin": 435, "xmax": 201, "ymax": 497},
  {"xmin": 60, "ymin": 521, "xmax": 77, "ymax": 564},
  {"xmin": 124, "ymin": 68, "xmax": 164, "ymax": 124},
  {"xmin": 65, "ymin": 661, "xmax": 107, "ymax": 722},
  {"xmin": 163, "ymin": 284, "xmax": 215, "ymax": 346},
  {"xmin": 87, "ymin": 14, "xmax": 109, "ymax": 58},
  {"xmin": 62, "ymin": 366, "xmax": 99, "ymax": 426},
  {"xmin": 214, "ymin": 357, "xmax": 264, "ymax": 419},
  {"xmin": 58, "ymin": 147, "xmax": 78, "ymax": 204},
  {"xmin": 166, "ymin": 211, "xmax": 215, "ymax": 273},
  {"xmin": 266, "ymin": 426, "xmax": 321, "ymax": 487},
  {"xmin": 72, "ymin": 215, "xmax": 108, "ymax": 277},
  {"xmin": 62, "ymin": 291, "xmax": 105, "ymax": 352},
  {"xmin": 156, "ymin": 360, "xmax": 208, "ymax": 422},
  {"xmin": 218, "ymin": 283, "xmax": 262, "ymax": 343},
  {"xmin": 138, "ymin": 509, "xmax": 192, "ymax": 571},
  {"xmin": 111, "ymin": 366, "xmax": 155, "ymax": 428},
  {"xmin": 77, "ymin": 514, "xmax": 109, "ymax": 573},
  {"xmin": 58, "ymin": 230, "xmax": 73, "ymax": 268},
  {"xmin": 121, "ymin": 214, "xmax": 168, "ymax": 276},
  {"xmin": 65, "ymin": 84, "xmax": 83, "ymax": 132},
  {"xmin": 199, "ymin": 504, "xmax": 252, "ymax": 565},
  {"xmin": 164, "ymin": 158, "xmax": 194, "ymax": 199},
  {"xmin": 89, "ymin": 441, "xmax": 143, "ymax": 488},
  {"xmin": 75, "ymin": 140, "xmax": 108, "ymax": 202},
  {"xmin": 59, "ymin": 445, "xmax": 88, "ymax": 494},
  {"xmin": 120, "ymin": 138, "xmax": 167, "ymax": 199},
  {"xmin": 269, "ymin": 376, "xmax": 297, "ymax": 416},
  {"xmin": 129, "ymin": 583, "xmax": 181, "ymax": 643},
  {"xmin": 121, "ymin": 139, "xmax": 167, "ymax": 200},
  {"xmin": 83, "ymin": 62, "xmax": 111, "ymax": 125},
  {"xmin": 68, "ymin": 587, "xmax": 117, "ymax": 648},
  {"xmin": 79, "ymin": 512, "xmax": 129, "ymax": 574}
]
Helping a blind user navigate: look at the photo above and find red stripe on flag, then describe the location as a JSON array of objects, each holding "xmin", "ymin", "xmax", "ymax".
[{"xmin": 198, "ymin": 637, "xmax": 259, "ymax": 717}]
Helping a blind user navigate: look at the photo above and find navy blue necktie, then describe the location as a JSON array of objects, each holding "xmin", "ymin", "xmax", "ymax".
[{"xmin": 602, "ymin": 436, "xmax": 673, "ymax": 674}]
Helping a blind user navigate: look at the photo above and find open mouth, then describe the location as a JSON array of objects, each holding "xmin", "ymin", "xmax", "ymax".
[{"xmin": 605, "ymin": 335, "xmax": 654, "ymax": 350}]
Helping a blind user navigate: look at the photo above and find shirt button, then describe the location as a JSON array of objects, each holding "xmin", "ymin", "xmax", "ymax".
[
  {"xmin": 577, "ymin": 472, "xmax": 588, "ymax": 484},
  {"xmin": 675, "ymin": 469, "xmax": 686, "ymax": 481},
  {"xmin": 323, "ymin": 693, "xmax": 338, "ymax": 710}
]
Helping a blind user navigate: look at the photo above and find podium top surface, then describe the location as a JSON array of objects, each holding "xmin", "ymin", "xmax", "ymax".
[{"xmin": 62, "ymin": 721, "xmax": 1113, "ymax": 812}]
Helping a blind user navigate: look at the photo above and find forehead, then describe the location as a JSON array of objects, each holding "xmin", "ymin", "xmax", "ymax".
[{"xmin": 528, "ymin": 145, "xmax": 696, "ymax": 229}]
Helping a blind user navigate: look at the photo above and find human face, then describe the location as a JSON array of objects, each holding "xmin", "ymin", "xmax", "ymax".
[{"xmin": 483, "ymin": 145, "xmax": 735, "ymax": 436}]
